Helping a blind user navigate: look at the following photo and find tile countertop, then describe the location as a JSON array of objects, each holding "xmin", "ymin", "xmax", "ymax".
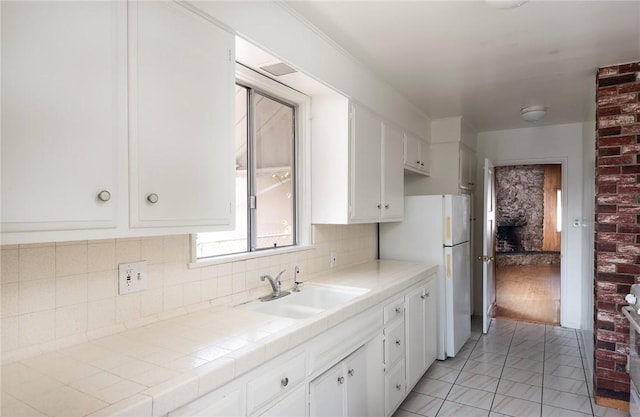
[{"xmin": 1, "ymin": 259, "xmax": 436, "ymax": 417}]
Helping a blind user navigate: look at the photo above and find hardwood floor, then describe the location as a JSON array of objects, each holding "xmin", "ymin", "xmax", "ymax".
[{"xmin": 494, "ymin": 264, "xmax": 560, "ymax": 325}]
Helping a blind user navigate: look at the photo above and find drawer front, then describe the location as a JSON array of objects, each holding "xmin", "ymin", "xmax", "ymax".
[
  {"xmin": 384, "ymin": 319, "xmax": 405, "ymax": 367},
  {"xmin": 247, "ymin": 352, "xmax": 306, "ymax": 415},
  {"xmin": 383, "ymin": 297, "xmax": 405, "ymax": 324},
  {"xmin": 385, "ymin": 360, "xmax": 406, "ymax": 417}
]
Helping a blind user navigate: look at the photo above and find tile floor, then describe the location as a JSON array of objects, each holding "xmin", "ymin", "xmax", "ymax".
[{"xmin": 394, "ymin": 318, "xmax": 631, "ymax": 417}]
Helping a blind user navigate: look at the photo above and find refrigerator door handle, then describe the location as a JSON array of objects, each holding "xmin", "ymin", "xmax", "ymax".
[
  {"xmin": 445, "ymin": 215, "xmax": 452, "ymax": 242},
  {"xmin": 446, "ymin": 253, "xmax": 452, "ymax": 277}
]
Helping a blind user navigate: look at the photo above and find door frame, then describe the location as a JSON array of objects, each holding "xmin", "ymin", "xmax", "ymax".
[{"xmin": 485, "ymin": 157, "xmax": 568, "ymax": 328}]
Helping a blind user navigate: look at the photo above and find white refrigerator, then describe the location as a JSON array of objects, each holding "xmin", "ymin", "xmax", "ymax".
[{"xmin": 380, "ymin": 194, "xmax": 471, "ymax": 359}]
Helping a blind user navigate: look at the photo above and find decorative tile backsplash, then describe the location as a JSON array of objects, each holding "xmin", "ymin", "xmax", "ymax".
[{"xmin": 1, "ymin": 224, "xmax": 377, "ymax": 362}]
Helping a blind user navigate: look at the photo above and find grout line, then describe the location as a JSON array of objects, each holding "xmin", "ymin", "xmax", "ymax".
[{"xmin": 484, "ymin": 319, "xmax": 517, "ymax": 416}]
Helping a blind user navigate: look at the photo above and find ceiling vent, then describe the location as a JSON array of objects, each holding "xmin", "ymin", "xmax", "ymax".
[{"xmin": 260, "ymin": 62, "xmax": 297, "ymax": 77}]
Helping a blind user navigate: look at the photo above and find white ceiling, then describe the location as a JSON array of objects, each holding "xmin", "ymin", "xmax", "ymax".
[{"xmin": 284, "ymin": 0, "xmax": 640, "ymax": 132}]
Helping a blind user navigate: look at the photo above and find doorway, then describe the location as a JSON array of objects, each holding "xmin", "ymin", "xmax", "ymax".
[{"xmin": 493, "ymin": 164, "xmax": 562, "ymax": 325}]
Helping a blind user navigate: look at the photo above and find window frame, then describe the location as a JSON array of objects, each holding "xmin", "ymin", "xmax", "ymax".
[{"xmin": 189, "ymin": 64, "xmax": 312, "ymax": 267}]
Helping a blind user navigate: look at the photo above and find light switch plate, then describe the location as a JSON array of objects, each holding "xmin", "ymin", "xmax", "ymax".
[{"xmin": 118, "ymin": 261, "xmax": 148, "ymax": 295}]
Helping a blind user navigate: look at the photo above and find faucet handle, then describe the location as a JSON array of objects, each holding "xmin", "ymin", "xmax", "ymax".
[{"xmin": 275, "ymin": 269, "xmax": 286, "ymax": 281}]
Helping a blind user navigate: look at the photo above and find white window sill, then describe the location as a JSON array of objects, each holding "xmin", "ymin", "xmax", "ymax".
[{"xmin": 188, "ymin": 245, "xmax": 316, "ymax": 269}]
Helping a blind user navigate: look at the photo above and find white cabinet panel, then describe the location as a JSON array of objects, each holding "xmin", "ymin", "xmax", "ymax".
[
  {"xmin": 385, "ymin": 360, "xmax": 406, "ymax": 417},
  {"xmin": 350, "ymin": 105, "xmax": 383, "ymax": 222},
  {"xmin": 247, "ymin": 352, "xmax": 306, "ymax": 415},
  {"xmin": 403, "ymin": 132, "xmax": 430, "ymax": 176},
  {"xmin": 129, "ymin": 1, "xmax": 234, "ymax": 228},
  {"xmin": 256, "ymin": 386, "xmax": 306, "ymax": 417},
  {"xmin": 309, "ymin": 360, "xmax": 344, "ymax": 417},
  {"xmin": 311, "ymin": 97, "xmax": 403, "ymax": 224},
  {"xmin": 1, "ymin": 1, "xmax": 126, "ymax": 233},
  {"xmin": 382, "ymin": 123, "xmax": 405, "ymax": 220}
]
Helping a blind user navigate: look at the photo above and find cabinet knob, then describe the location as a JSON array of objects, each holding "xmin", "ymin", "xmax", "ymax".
[
  {"xmin": 348, "ymin": 369, "xmax": 354, "ymax": 377},
  {"xmin": 377, "ymin": 204, "xmax": 382, "ymax": 209},
  {"xmin": 395, "ymin": 339, "xmax": 401, "ymax": 346},
  {"xmin": 147, "ymin": 193, "xmax": 159, "ymax": 204},
  {"xmin": 395, "ymin": 384, "xmax": 402, "ymax": 391},
  {"xmin": 395, "ymin": 307, "xmax": 402, "ymax": 314},
  {"xmin": 97, "ymin": 190, "xmax": 111, "ymax": 202},
  {"xmin": 281, "ymin": 377, "xmax": 289, "ymax": 387},
  {"xmin": 337, "ymin": 376, "xmax": 345, "ymax": 384},
  {"xmin": 421, "ymin": 292, "xmax": 430, "ymax": 299},
  {"xmin": 385, "ymin": 204, "xmax": 390, "ymax": 209},
  {"xmin": 421, "ymin": 163, "xmax": 425, "ymax": 166},
  {"xmin": 416, "ymin": 160, "xmax": 421, "ymax": 164}
]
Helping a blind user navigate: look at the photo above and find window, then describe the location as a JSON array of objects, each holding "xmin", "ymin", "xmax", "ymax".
[{"xmin": 196, "ymin": 71, "xmax": 302, "ymax": 259}]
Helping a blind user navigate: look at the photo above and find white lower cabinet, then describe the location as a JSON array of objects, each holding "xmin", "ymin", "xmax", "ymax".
[
  {"xmin": 405, "ymin": 279, "xmax": 437, "ymax": 388},
  {"xmin": 256, "ymin": 386, "xmax": 306, "ymax": 417},
  {"xmin": 169, "ymin": 382, "xmax": 244, "ymax": 417},
  {"xmin": 309, "ymin": 344, "xmax": 372, "ymax": 417},
  {"xmin": 385, "ymin": 360, "xmax": 406, "ymax": 416},
  {"xmin": 168, "ymin": 272, "xmax": 436, "ymax": 417}
]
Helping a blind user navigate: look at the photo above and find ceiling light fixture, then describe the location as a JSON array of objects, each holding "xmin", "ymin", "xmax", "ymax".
[
  {"xmin": 520, "ymin": 105, "xmax": 547, "ymax": 122},
  {"xmin": 485, "ymin": 0, "xmax": 528, "ymax": 9}
]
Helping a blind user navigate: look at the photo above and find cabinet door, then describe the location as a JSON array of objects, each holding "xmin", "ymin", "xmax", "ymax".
[
  {"xmin": 350, "ymin": 104, "xmax": 382, "ymax": 222},
  {"xmin": 424, "ymin": 279, "xmax": 437, "ymax": 368},
  {"xmin": 403, "ymin": 133, "xmax": 422, "ymax": 171},
  {"xmin": 129, "ymin": 1, "xmax": 234, "ymax": 228},
  {"xmin": 381, "ymin": 123, "xmax": 404, "ymax": 221},
  {"xmin": 1, "ymin": 2, "xmax": 125, "ymax": 233},
  {"xmin": 310, "ymin": 361, "xmax": 344, "ymax": 417},
  {"xmin": 459, "ymin": 144, "xmax": 476, "ymax": 190},
  {"xmin": 405, "ymin": 286, "xmax": 428, "ymax": 389},
  {"xmin": 257, "ymin": 386, "xmax": 306, "ymax": 417},
  {"xmin": 345, "ymin": 346, "xmax": 369, "ymax": 417}
]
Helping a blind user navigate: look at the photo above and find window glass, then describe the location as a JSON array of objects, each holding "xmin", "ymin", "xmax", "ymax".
[{"xmin": 196, "ymin": 83, "xmax": 296, "ymax": 259}]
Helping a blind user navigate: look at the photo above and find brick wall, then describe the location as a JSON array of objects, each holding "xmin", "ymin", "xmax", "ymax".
[{"xmin": 595, "ymin": 61, "xmax": 640, "ymax": 404}]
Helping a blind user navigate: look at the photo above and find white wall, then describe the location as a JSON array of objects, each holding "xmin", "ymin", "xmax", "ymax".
[
  {"xmin": 191, "ymin": 1, "xmax": 429, "ymax": 139},
  {"xmin": 474, "ymin": 123, "xmax": 585, "ymax": 329}
]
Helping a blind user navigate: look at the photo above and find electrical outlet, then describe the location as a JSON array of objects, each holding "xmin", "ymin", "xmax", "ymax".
[
  {"xmin": 118, "ymin": 261, "xmax": 148, "ymax": 295},
  {"xmin": 330, "ymin": 252, "xmax": 337, "ymax": 268}
]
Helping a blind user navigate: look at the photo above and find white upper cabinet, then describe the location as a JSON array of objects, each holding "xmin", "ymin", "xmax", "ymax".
[
  {"xmin": 1, "ymin": 1, "xmax": 235, "ymax": 244},
  {"xmin": 128, "ymin": 1, "xmax": 234, "ymax": 228},
  {"xmin": 403, "ymin": 132, "xmax": 430, "ymax": 176},
  {"xmin": 1, "ymin": 2, "xmax": 127, "ymax": 234},
  {"xmin": 382, "ymin": 123, "xmax": 405, "ymax": 221},
  {"xmin": 311, "ymin": 97, "xmax": 404, "ymax": 224}
]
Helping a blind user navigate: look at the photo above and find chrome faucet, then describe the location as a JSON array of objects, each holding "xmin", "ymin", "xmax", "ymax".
[{"xmin": 259, "ymin": 270, "xmax": 290, "ymax": 301}]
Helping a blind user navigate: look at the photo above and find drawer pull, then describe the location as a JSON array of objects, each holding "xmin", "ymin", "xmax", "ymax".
[
  {"xmin": 395, "ymin": 384, "xmax": 402, "ymax": 391},
  {"xmin": 421, "ymin": 292, "xmax": 430, "ymax": 299},
  {"xmin": 395, "ymin": 307, "xmax": 402, "ymax": 314},
  {"xmin": 281, "ymin": 377, "xmax": 289, "ymax": 387},
  {"xmin": 97, "ymin": 190, "xmax": 111, "ymax": 202},
  {"xmin": 337, "ymin": 376, "xmax": 345, "ymax": 384},
  {"xmin": 348, "ymin": 369, "xmax": 354, "ymax": 377},
  {"xmin": 395, "ymin": 339, "xmax": 401, "ymax": 346},
  {"xmin": 147, "ymin": 193, "xmax": 159, "ymax": 204}
]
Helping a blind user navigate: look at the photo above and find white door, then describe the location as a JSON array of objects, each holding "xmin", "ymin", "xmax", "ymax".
[
  {"xmin": 482, "ymin": 158, "xmax": 497, "ymax": 334},
  {"xmin": 129, "ymin": 1, "xmax": 234, "ymax": 228},
  {"xmin": 405, "ymin": 286, "xmax": 427, "ymax": 389},
  {"xmin": 345, "ymin": 346, "xmax": 369, "ymax": 417},
  {"xmin": 381, "ymin": 122, "xmax": 404, "ymax": 221},
  {"xmin": 350, "ymin": 104, "xmax": 382, "ymax": 222},
  {"xmin": 309, "ymin": 362, "xmax": 344, "ymax": 416},
  {"xmin": 1, "ymin": 2, "xmax": 125, "ymax": 233}
]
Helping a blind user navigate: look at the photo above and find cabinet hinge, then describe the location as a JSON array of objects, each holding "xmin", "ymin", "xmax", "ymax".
[
  {"xmin": 250, "ymin": 195, "xmax": 257, "ymax": 209},
  {"xmin": 228, "ymin": 48, "xmax": 232, "ymax": 62}
]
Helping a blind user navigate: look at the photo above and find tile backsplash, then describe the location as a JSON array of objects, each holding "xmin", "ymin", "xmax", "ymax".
[{"xmin": 1, "ymin": 224, "xmax": 377, "ymax": 362}]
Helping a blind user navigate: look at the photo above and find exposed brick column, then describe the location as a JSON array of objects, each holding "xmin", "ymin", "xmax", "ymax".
[{"xmin": 595, "ymin": 61, "xmax": 640, "ymax": 408}]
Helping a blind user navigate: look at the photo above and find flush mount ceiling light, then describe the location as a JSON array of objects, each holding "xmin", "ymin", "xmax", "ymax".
[
  {"xmin": 485, "ymin": 0, "xmax": 528, "ymax": 9},
  {"xmin": 520, "ymin": 105, "xmax": 547, "ymax": 122}
]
